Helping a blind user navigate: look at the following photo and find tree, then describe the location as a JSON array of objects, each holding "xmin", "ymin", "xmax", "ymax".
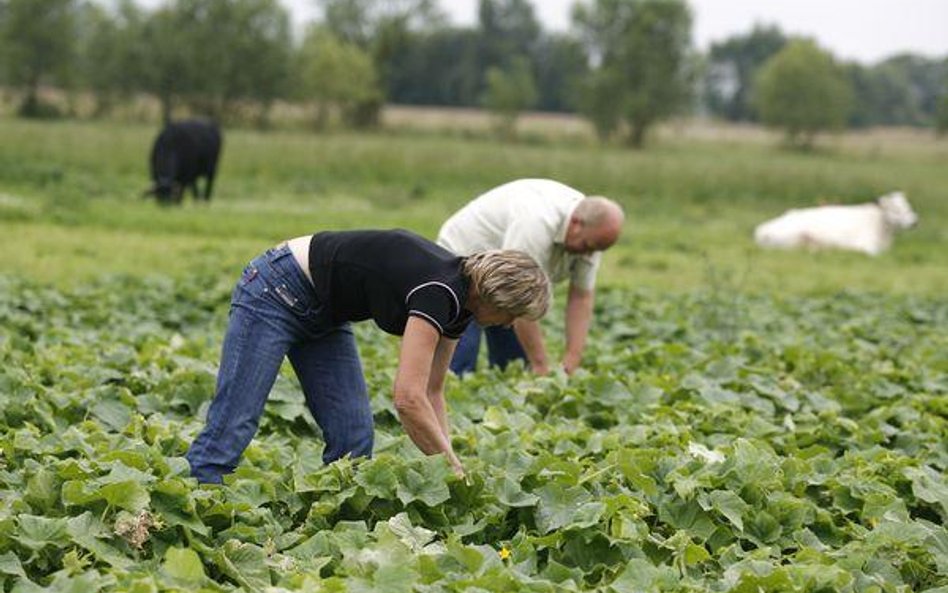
[
  {"xmin": 296, "ymin": 27, "xmax": 381, "ymax": 130},
  {"xmin": 755, "ymin": 39, "xmax": 853, "ymax": 149},
  {"xmin": 482, "ymin": 56, "xmax": 537, "ymax": 139},
  {"xmin": 845, "ymin": 55, "xmax": 948, "ymax": 129},
  {"xmin": 124, "ymin": 0, "xmax": 292, "ymax": 125},
  {"xmin": 321, "ymin": 0, "xmax": 445, "ymax": 47},
  {"xmin": 937, "ymin": 95, "xmax": 948, "ymax": 137},
  {"xmin": 0, "ymin": 0, "xmax": 77, "ymax": 117},
  {"xmin": 183, "ymin": 0, "xmax": 293, "ymax": 126},
  {"xmin": 385, "ymin": 1, "xmax": 581, "ymax": 113},
  {"xmin": 844, "ymin": 61, "xmax": 914, "ymax": 127},
  {"xmin": 478, "ymin": 0, "xmax": 539, "ymax": 68},
  {"xmin": 532, "ymin": 33, "xmax": 589, "ymax": 112},
  {"xmin": 704, "ymin": 24, "xmax": 786, "ymax": 122},
  {"xmin": 386, "ymin": 28, "xmax": 481, "ymax": 106},
  {"xmin": 887, "ymin": 55, "xmax": 947, "ymax": 122},
  {"xmin": 136, "ymin": 5, "xmax": 196, "ymax": 124},
  {"xmin": 577, "ymin": 67, "xmax": 624, "ymax": 142},
  {"xmin": 319, "ymin": 0, "xmax": 445, "ymax": 124},
  {"xmin": 573, "ymin": 0, "xmax": 693, "ymax": 147},
  {"xmin": 74, "ymin": 1, "xmax": 146, "ymax": 117}
]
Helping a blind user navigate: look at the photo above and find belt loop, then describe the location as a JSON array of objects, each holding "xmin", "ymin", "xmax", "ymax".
[
  {"xmin": 264, "ymin": 245, "xmax": 289, "ymax": 277},
  {"xmin": 266, "ymin": 243, "xmax": 290, "ymax": 261}
]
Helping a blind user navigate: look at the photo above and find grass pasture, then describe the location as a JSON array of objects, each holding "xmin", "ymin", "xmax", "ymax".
[
  {"xmin": 2, "ymin": 114, "xmax": 948, "ymax": 591},
  {"xmin": 1, "ymin": 115, "xmax": 946, "ymax": 292}
]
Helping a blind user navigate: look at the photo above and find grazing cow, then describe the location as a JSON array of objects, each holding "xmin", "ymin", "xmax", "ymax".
[
  {"xmin": 753, "ymin": 191, "xmax": 918, "ymax": 256},
  {"xmin": 145, "ymin": 119, "xmax": 222, "ymax": 204}
]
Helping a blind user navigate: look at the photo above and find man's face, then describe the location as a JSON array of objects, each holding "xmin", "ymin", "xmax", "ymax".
[{"xmin": 564, "ymin": 217, "xmax": 620, "ymax": 254}]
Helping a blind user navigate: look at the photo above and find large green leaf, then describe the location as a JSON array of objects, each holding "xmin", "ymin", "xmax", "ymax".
[
  {"xmin": 354, "ymin": 457, "xmax": 399, "ymax": 498},
  {"xmin": 14, "ymin": 515, "xmax": 70, "ymax": 551},
  {"xmin": 24, "ymin": 469, "xmax": 60, "ymax": 514},
  {"xmin": 65, "ymin": 513, "xmax": 133, "ymax": 569},
  {"xmin": 161, "ymin": 547, "xmax": 207, "ymax": 584},
  {"xmin": 214, "ymin": 540, "xmax": 271, "ymax": 591},
  {"xmin": 0, "ymin": 552, "xmax": 26, "ymax": 578},
  {"xmin": 394, "ymin": 457, "xmax": 453, "ymax": 507},
  {"xmin": 905, "ymin": 466, "xmax": 948, "ymax": 516},
  {"xmin": 700, "ymin": 490, "xmax": 750, "ymax": 531},
  {"xmin": 534, "ymin": 483, "xmax": 598, "ymax": 534},
  {"xmin": 608, "ymin": 558, "xmax": 678, "ymax": 593},
  {"xmin": 493, "ymin": 477, "xmax": 539, "ymax": 508},
  {"xmin": 99, "ymin": 481, "xmax": 151, "ymax": 513},
  {"xmin": 384, "ymin": 513, "xmax": 436, "ymax": 552}
]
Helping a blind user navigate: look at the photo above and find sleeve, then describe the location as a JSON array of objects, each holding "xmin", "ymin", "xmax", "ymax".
[
  {"xmin": 406, "ymin": 283, "xmax": 460, "ymax": 337},
  {"xmin": 442, "ymin": 311, "xmax": 473, "ymax": 340},
  {"xmin": 570, "ymin": 252, "xmax": 602, "ymax": 292}
]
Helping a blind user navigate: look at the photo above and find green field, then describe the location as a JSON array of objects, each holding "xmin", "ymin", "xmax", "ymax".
[
  {"xmin": 2, "ymin": 117, "xmax": 946, "ymax": 292},
  {"xmin": 2, "ymin": 116, "xmax": 948, "ymax": 591}
]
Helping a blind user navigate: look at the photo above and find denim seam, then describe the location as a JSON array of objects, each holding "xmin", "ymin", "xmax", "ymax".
[{"xmin": 197, "ymin": 301, "xmax": 257, "ymax": 450}]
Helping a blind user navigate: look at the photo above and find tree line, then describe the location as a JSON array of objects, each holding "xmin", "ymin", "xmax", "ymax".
[{"xmin": 1, "ymin": 0, "xmax": 946, "ymax": 146}]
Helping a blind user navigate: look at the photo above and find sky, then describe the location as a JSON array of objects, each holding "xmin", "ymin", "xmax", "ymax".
[{"xmin": 280, "ymin": 0, "xmax": 948, "ymax": 64}]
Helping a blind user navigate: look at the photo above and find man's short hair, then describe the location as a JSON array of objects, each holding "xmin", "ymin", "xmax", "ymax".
[
  {"xmin": 462, "ymin": 250, "xmax": 550, "ymax": 321},
  {"xmin": 575, "ymin": 196, "xmax": 624, "ymax": 227}
]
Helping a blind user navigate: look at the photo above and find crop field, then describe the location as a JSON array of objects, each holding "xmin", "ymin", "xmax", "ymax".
[{"xmin": 1, "ymin": 116, "xmax": 948, "ymax": 591}]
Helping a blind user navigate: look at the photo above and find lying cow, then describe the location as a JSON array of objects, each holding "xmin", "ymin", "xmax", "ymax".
[
  {"xmin": 144, "ymin": 119, "xmax": 222, "ymax": 204},
  {"xmin": 753, "ymin": 191, "xmax": 918, "ymax": 256}
]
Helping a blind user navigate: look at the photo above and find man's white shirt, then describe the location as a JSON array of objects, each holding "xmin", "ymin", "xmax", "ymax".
[{"xmin": 437, "ymin": 179, "xmax": 601, "ymax": 291}]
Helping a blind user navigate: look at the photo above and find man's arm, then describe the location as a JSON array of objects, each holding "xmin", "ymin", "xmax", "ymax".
[
  {"xmin": 563, "ymin": 285, "xmax": 594, "ymax": 374},
  {"xmin": 426, "ymin": 335, "xmax": 458, "ymax": 441},
  {"xmin": 512, "ymin": 319, "xmax": 550, "ymax": 375},
  {"xmin": 393, "ymin": 317, "xmax": 464, "ymax": 475}
]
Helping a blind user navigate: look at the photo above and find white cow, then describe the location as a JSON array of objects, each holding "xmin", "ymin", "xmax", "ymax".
[{"xmin": 753, "ymin": 191, "xmax": 918, "ymax": 256}]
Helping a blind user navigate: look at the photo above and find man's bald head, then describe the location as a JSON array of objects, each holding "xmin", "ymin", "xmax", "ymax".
[{"xmin": 565, "ymin": 196, "xmax": 625, "ymax": 254}]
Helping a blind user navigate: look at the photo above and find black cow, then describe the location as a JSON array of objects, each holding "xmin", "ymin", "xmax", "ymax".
[{"xmin": 145, "ymin": 119, "xmax": 222, "ymax": 204}]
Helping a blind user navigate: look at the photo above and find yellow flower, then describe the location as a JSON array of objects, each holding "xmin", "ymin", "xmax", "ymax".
[{"xmin": 498, "ymin": 546, "xmax": 511, "ymax": 560}]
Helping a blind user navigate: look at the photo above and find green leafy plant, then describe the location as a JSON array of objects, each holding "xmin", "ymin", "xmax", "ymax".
[{"xmin": 2, "ymin": 277, "xmax": 947, "ymax": 590}]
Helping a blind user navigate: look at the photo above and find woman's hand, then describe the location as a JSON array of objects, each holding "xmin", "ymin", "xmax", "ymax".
[{"xmin": 448, "ymin": 451, "xmax": 465, "ymax": 478}]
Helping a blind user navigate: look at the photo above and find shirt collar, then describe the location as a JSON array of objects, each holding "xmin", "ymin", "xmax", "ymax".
[{"xmin": 555, "ymin": 200, "xmax": 582, "ymax": 245}]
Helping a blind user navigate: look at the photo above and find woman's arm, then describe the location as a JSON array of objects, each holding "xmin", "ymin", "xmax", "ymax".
[
  {"xmin": 393, "ymin": 317, "xmax": 464, "ymax": 474},
  {"xmin": 426, "ymin": 336, "xmax": 459, "ymax": 440},
  {"xmin": 512, "ymin": 318, "xmax": 550, "ymax": 375}
]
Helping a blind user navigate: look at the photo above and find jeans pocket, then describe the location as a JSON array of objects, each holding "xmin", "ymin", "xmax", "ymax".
[{"xmin": 273, "ymin": 281, "xmax": 311, "ymax": 317}]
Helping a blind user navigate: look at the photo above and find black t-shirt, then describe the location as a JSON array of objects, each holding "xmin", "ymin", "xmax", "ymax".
[{"xmin": 308, "ymin": 229, "xmax": 472, "ymax": 338}]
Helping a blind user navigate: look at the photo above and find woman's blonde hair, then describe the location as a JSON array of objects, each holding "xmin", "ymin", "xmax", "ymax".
[{"xmin": 462, "ymin": 250, "xmax": 550, "ymax": 321}]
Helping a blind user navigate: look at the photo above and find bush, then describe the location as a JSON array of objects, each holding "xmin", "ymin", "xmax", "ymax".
[
  {"xmin": 936, "ymin": 95, "xmax": 948, "ymax": 137},
  {"xmin": 482, "ymin": 57, "xmax": 538, "ymax": 140},
  {"xmin": 754, "ymin": 39, "xmax": 852, "ymax": 149}
]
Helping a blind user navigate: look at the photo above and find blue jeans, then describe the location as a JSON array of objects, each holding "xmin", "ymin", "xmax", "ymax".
[
  {"xmin": 449, "ymin": 321, "xmax": 527, "ymax": 375},
  {"xmin": 186, "ymin": 245, "xmax": 373, "ymax": 484}
]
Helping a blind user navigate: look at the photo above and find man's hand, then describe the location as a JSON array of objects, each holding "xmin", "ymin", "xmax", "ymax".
[
  {"xmin": 562, "ymin": 353, "xmax": 582, "ymax": 375},
  {"xmin": 563, "ymin": 285, "xmax": 594, "ymax": 375}
]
